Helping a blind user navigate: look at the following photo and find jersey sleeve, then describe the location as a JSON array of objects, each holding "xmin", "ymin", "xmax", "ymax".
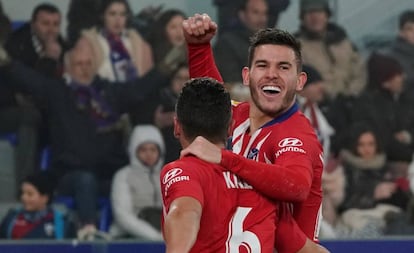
[
  {"xmin": 275, "ymin": 203, "xmax": 307, "ymax": 253},
  {"xmin": 187, "ymin": 43, "xmax": 223, "ymax": 83},
  {"xmin": 160, "ymin": 162, "xmax": 205, "ymax": 212},
  {"xmin": 220, "ymin": 149, "xmax": 313, "ymax": 202}
]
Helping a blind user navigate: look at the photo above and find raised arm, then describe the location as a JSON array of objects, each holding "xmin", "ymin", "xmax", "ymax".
[
  {"xmin": 164, "ymin": 196, "xmax": 202, "ymax": 253},
  {"xmin": 183, "ymin": 14, "xmax": 223, "ymax": 82}
]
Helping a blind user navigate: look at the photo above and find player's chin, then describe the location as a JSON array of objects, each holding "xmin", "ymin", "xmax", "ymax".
[{"xmin": 259, "ymin": 104, "xmax": 283, "ymax": 116}]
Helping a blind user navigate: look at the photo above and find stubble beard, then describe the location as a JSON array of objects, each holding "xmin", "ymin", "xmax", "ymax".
[{"xmin": 250, "ymin": 86, "xmax": 297, "ymax": 118}]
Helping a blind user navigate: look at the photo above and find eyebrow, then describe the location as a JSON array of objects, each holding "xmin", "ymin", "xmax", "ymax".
[{"xmin": 254, "ymin": 59, "xmax": 293, "ymax": 66}]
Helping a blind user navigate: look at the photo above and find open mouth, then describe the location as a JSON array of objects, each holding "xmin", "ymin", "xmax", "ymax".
[{"xmin": 262, "ymin": 85, "xmax": 281, "ymax": 95}]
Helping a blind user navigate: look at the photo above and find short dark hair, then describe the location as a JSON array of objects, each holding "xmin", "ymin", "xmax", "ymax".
[
  {"xmin": 176, "ymin": 78, "xmax": 231, "ymax": 144},
  {"xmin": 247, "ymin": 28, "xmax": 303, "ymax": 71},
  {"xmin": 31, "ymin": 3, "xmax": 60, "ymax": 22},
  {"xmin": 399, "ymin": 10, "xmax": 414, "ymax": 30},
  {"xmin": 22, "ymin": 171, "xmax": 56, "ymax": 204}
]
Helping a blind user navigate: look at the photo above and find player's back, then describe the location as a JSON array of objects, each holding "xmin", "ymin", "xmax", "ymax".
[{"xmin": 161, "ymin": 156, "xmax": 276, "ymax": 253}]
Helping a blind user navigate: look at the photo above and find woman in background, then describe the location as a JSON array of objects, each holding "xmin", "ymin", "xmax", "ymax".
[{"xmin": 79, "ymin": 0, "xmax": 153, "ymax": 82}]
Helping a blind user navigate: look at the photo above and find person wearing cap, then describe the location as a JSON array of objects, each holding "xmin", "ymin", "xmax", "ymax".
[
  {"xmin": 0, "ymin": 172, "xmax": 67, "ymax": 239},
  {"xmin": 298, "ymin": 65, "xmax": 345, "ymax": 238},
  {"xmin": 298, "ymin": 65, "xmax": 334, "ymax": 161},
  {"xmin": 295, "ymin": 0, "xmax": 367, "ymax": 100},
  {"xmin": 352, "ymin": 52, "xmax": 414, "ymax": 164}
]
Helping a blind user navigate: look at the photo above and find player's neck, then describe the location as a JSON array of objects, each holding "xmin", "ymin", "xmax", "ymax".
[{"xmin": 249, "ymin": 108, "xmax": 274, "ymax": 133}]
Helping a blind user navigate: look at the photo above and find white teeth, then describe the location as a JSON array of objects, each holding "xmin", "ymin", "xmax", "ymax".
[{"xmin": 262, "ymin": 86, "xmax": 281, "ymax": 93}]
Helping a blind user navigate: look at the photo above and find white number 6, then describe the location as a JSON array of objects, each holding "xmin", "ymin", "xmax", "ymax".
[{"xmin": 226, "ymin": 207, "xmax": 261, "ymax": 253}]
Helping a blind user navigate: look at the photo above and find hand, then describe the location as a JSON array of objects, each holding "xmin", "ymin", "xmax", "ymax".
[
  {"xmin": 43, "ymin": 39, "xmax": 62, "ymax": 60},
  {"xmin": 374, "ymin": 182, "xmax": 396, "ymax": 200},
  {"xmin": 182, "ymin": 13, "xmax": 217, "ymax": 45},
  {"xmin": 180, "ymin": 136, "xmax": 222, "ymax": 164},
  {"xmin": 394, "ymin": 130, "xmax": 411, "ymax": 144}
]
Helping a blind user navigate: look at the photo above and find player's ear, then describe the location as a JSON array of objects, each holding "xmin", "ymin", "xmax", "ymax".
[
  {"xmin": 242, "ymin": 67, "xmax": 250, "ymax": 87},
  {"xmin": 173, "ymin": 116, "xmax": 181, "ymax": 138},
  {"xmin": 296, "ymin": 70, "xmax": 307, "ymax": 91}
]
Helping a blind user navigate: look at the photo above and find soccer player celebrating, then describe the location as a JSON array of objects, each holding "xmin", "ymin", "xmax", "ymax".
[
  {"xmin": 180, "ymin": 13, "xmax": 326, "ymax": 252},
  {"xmin": 161, "ymin": 78, "xmax": 277, "ymax": 253}
]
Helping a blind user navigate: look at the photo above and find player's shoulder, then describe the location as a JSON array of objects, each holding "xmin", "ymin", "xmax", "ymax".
[
  {"xmin": 271, "ymin": 111, "xmax": 322, "ymax": 150},
  {"xmin": 280, "ymin": 111, "xmax": 317, "ymax": 136},
  {"xmin": 232, "ymin": 100, "xmax": 249, "ymax": 122},
  {"xmin": 232, "ymin": 100, "xmax": 249, "ymax": 111},
  {"xmin": 161, "ymin": 156, "xmax": 210, "ymax": 176}
]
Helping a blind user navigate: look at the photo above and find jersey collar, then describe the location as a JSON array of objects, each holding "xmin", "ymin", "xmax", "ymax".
[{"xmin": 260, "ymin": 102, "xmax": 299, "ymax": 128}]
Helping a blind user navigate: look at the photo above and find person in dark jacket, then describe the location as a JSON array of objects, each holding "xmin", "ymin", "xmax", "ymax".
[
  {"xmin": 213, "ymin": 0, "xmax": 290, "ymax": 33},
  {"xmin": 0, "ymin": 41, "xmax": 172, "ymax": 240},
  {"xmin": 213, "ymin": 0, "xmax": 268, "ymax": 85},
  {"xmin": 353, "ymin": 53, "xmax": 414, "ymax": 163},
  {"xmin": 383, "ymin": 10, "xmax": 414, "ymax": 90},
  {"xmin": 0, "ymin": 0, "xmax": 41, "ymax": 197},
  {"xmin": 5, "ymin": 3, "xmax": 66, "ymax": 78}
]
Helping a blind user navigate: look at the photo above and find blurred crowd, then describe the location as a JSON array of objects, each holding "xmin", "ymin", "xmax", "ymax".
[{"xmin": 0, "ymin": 0, "xmax": 413, "ymax": 242}]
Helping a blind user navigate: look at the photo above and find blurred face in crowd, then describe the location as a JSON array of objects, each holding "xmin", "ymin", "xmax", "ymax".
[
  {"xmin": 136, "ymin": 142, "xmax": 160, "ymax": 167},
  {"xmin": 242, "ymin": 44, "xmax": 306, "ymax": 118},
  {"xmin": 239, "ymin": 0, "xmax": 268, "ymax": 32},
  {"xmin": 300, "ymin": 80, "xmax": 325, "ymax": 103},
  {"xmin": 66, "ymin": 47, "xmax": 96, "ymax": 85},
  {"xmin": 302, "ymin": 9, "xmax": 329, "ymax": 34},
  {"xmin": 400, "ymin": 21, "xmax": 414, "ymax": 45},
  {"xmin": 103, "ymin": 2, "xmax": 128, "ymax": 35},
  {"xmin": 31, "ymin": 10, "xmax": 61, "ymax": 43},
  {"xmin": 356, "ymin": 132, "xmax": 377, "ymax": 160},
  {"xmin": 384, "ymin": 73, "xmax": 405, "ymax": 94},
  {"xmin": 166, "ymin": 15, "xmax": 185, "ymax": 46},
  {"xmin": 171, "ymin": 66, "xmax": 189, "ymax": 95},
  {"xmin": 21, "ymin": 182, "xmax": 48, "ymax": 212}
]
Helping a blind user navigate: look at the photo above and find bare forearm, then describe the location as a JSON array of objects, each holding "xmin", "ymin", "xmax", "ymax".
[{"xmin": 164, "ymin": 209, "xmax": 200, "ymax": 253}]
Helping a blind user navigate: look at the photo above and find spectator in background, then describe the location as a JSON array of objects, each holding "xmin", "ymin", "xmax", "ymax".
[
  {"xmin": 155, "ymin": 64, "xmax": 188, "ymax": 163},
  {"xmin": 336, "ymin": 123, "xmax": 408, "ymax": 238},
  {"xmin": 214, "ymin": 0, "xmax": 268, "ymax": 86},
  {"xmin": 0, "ymin": 1, "xmax": 41, "ymax": 197},
  {"xmin": 298, "ymin": 64, "xmax": 334, "ymax": 161},
  {"xmin": 295, "ymin": 0, "xmax": 366, "ymax": 100},
  {"xmin": 79, "ymin": 0, "xmax": 153, "ymax": 83},
  {"xmin": 298, "ymin": 65, "xmax": 344, "ymax": 238},
  {"xmin": 0, "ymin": 39, "xmax": 176, "ymax": 239},
  {"xmin": 147, "ymin": 9, "xmax": 186, "ymax": 67},
  {"xmin": 4, "ymin": 3, "xmax": 67, "ymax": 175},
  {"xmin": 383, "ymin": 10, "xmax": 414, "ymax": 90},
  {"xmin": 132, "ymin": 63, "xmax": 188, "ymax": 163},
  {"xmin": 0, "ymin": 172, "xmax": 67, "ymax": 239},
  {"xmin": 212, "ymin": 0, "xmax": 290, "ymax": 34},
  {"xmin": 66, "ymin": 0, "xmax": 102, "ymax": 48},
  {"xmin": 130, "ymin": 9, "xmax": 187, "ymax": 127},
  {"xmin": 353, "ymin": 53, "xmax": 414, "ymax": 164},
  {"xmin": 5, "ymin": 3, "xmax": 66, "ymax": 78},
  {"xmin": 110, "ymin": 125, "xmax": 164, "ymax": 240}
]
